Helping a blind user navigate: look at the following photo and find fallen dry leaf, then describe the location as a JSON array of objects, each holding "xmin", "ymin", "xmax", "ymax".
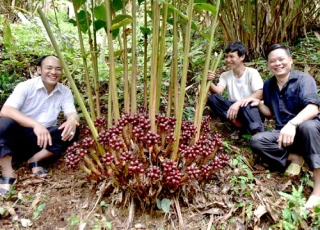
[{"xmin": 254, "ymin": 205, "xmax": 267, "ymax": 219}]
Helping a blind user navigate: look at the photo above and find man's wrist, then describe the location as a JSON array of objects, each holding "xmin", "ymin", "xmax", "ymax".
[
  {"xmin": 68, "ymin": 118, "xmax": 80, "ymax": 126},
  {"xmin": 288, "ymin": 119, "xmax": 299, "ymax": 127}
]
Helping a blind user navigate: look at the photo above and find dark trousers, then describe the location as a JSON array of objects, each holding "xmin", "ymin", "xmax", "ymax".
[
  {"xmin": 0, "ymin": 117, "xmax": 77, "ymax": 162},
  {"xmin": 250, "ymin": 120, "xmax": 320, "ymax": 171},
  {"xmin": 207, "ymin": 94, "xmax": 264, "ymax": 133}
]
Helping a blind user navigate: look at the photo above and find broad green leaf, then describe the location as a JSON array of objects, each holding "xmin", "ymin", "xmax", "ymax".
[
  {"xmin": 112, "ymin": 28, "xmax": 120, "ymax": 39},
  {"xmin": 3, "ymin": 19, "xmax": 13, "ymax": 50},
  {"xmin": 74, "ymin": 0, "xmax": 87, "ymax": 10},
  {"xmin": 94, "ymin": 4, "xmax": 106, "ymax": 21},
  {"xmin": 194, "ymin": 3, "xmax": 216, "ymax": 15},
  {"xmin": 140, "ymin": 26, "xmax": 151, "ymax": 36},
  {"xmin": 111, "ymin": 14, "xmax": 132, "ymax": 30},
  {"xmin": 94, "ymin": 20, "xmax": 106, "ymax": 32},
  {"xmin": 112, "ymin": 0, "xmax": 123, "ymax": 12},
  {"xmin": 159, "ymin": 0, "xmax": 188, "ymax": 21},
  {"xmin": 138, "ymin": 0, "xmax": 144, "ymax": 5},
  {"xmin": 161, "ymin": 198, "xmax": 170, "ymax": 213},
  {"xmin": 77, "ymin": 10, "xmax": 92, "ymax": 33}
]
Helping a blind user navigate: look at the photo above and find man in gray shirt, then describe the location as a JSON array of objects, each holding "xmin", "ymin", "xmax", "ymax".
[{"xmin": 0, "ymin": 55, "xmax": 79, "ymax": 196}]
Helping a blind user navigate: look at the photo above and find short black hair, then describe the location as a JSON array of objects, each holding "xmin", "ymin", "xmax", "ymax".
[
  {"xmin": 266, "ymin": 44, "xmax": 291, "ymax": 60},
  {"xmin": 37, "ymin": 55, "xmax": 59, "ymax": 67},
  {"xmin": 225, "ymin": 41, "xmax": 246, "ymax": 57}
]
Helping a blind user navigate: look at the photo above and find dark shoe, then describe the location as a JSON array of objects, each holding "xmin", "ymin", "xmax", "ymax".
[
  {"xmin": 29, "ymin": 161, "xmax": 48, "ymax": 177},
  {"xmin": 0, "ymin": 176, "xmax": 17, "ymax": 196}
]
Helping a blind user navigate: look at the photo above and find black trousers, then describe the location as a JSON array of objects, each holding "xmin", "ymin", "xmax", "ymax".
[
  {"xmin": 207, "ymin": 93, "xmax": 264, "ymax": 133},
  {"xmin": 250, "ymin": 119, "xmax": 320, "ymax": 171},
  {"xmin": 0, "ymin": 117, "xmax": 77, "ymax": 162}
]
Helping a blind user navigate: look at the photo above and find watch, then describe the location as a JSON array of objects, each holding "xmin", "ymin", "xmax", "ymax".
[{"xmin": 289, "ymin": 120, "xmax": 299, "ymax": 127}]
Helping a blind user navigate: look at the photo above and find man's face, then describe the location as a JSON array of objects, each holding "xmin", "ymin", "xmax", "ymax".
[
  {"xmin": 38, "ymin": 56, "xmax": 62, "ymax": 91},
  {"xmin": 267, "ymin": 48, "xmax": 292, "ymax": 78},
  {"xmin": 225, "ymin": 51, "xmax": 244, "ymax": 70}
]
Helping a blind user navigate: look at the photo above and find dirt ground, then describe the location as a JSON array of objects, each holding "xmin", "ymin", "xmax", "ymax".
[{"xmin": 0, "ymin": 119, "xmax": 316, "ymax": 230}]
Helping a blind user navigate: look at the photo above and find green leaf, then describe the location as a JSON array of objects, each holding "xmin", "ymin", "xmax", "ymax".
[
  {"xmin": 112, "ymin": 28, "xmax": 120, "ymax": 39},
  {"xmin": 140, "ymin": 26, "xmax": 151, "ymax": 36},
  {"xmin": 3, "ymin": 19, "xmax": 13, "ymax": 50},
  {"xmin": 105, "ymin": 221, "xmax": 112, "ymax": 229},
  {"xmin": 112, "ymin": 0, "xmax": 123, "ymax": 12},
  {"xmin": 161, "ymin": 198, "xmax": 170, "ymax": 213},
  {"xmin": 94, "ymin": 20, "xmax": 106, "ymax": 32},
  {"xmin": 77, "ymin": 10, "xmax": 92, "ymax": 33},
  {"xmin": 282, "ymin": 208, "xmax": 292, "ymax": 220},
  {"xmin": 0, "ymin": 207, "xmax": 5, "ymax": 215},
  {"xmin": 33, "ymin": 203, "xmax": 46, "ymax": 219},
  {"xmin": 156, "ymin": 198, "xmax": 161, "ymax": 209},
  {"xmin": 70, "ymin": 215, "xmax": 79, "ymax": 226},
  {"xmin": 94, "ymin": 4, "xmax": 106, "ymax": 21},
  {"xmin": 194, "ymin": 3, "xmax": 216, "ymax": 15},
  {"xmin": 111, "ymin": 15, "xmax": 133, "ymax": 30},
  {"xmin": 159, "ymin": 0, "xmax": 188, "ymax": 21},
  {"xmin": 138, "ymin": 0, "xmax": 145, "ymax": 5},
  {"xmin": 74, "ymin": 0, "xmax": 87, "ymax": 10},
  {"xmin": 100, "ymin": 200, "xmax": 107, "ymax": 207}
]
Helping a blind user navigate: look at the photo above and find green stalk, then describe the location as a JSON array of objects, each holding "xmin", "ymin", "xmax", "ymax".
[
  {"xmin": 72, "ymin": 0, "xmax": 96, "ymax": 120},
  {"xmin": 37, "ymin": 8, "xmax": 98, "ymax": 141},
  {"xmin": 105, "ymin": 0, "xmax": 120, "ymax": 123},
  {"xmin": 84, "ymin": 3, "xmax": 101, "ymax": 118},
  {"xmin": 194, "ymin": 0, "xmax": 220, "ymax": 141},
  {"xmin": 172, "ymin": 0, "xmax": 178, "ymax": 117},
  {"xmin": 131, "ymin": 0, "xmax": 137, "ymax": 115},
  {"xmin": 123, "ymin": 0, "xmax": 130, "ymax": 114},
  {"xmin": 155, "ymin": 3, "xmax": 168, "ymax": 113},
  {"xmin": 143, "ymin": 0, "xmax": 148, "ymax": 109},
  {"xmin": 149, "ymin": 1, "xmax": 160, "ymax": 132},
  {"xmin": 171, "ymin": 0, "xmax": 194, "ymax": 161}
]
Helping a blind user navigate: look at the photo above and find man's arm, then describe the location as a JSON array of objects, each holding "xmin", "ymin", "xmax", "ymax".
[
  {"xmin": 207, "ymin": 71, "xmax": 224, "ymax": 95},
  {"xmin": 278, "ymin": 104, "xmax": 319, "ymax": 148},
  {"xmin": 1, "ymin": 105, "xmax": 52, "ymax": 148},
  {"xmin": 58, "ymin": 112, "xmax": 80, "ymax": 141}
]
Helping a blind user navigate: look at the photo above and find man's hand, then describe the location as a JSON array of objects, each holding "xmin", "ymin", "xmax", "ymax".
[
  {"xmin": 227, "ymin": 101, "xmax": 241, "ymax": 120},
  {"xmin": 59, "ymin": 119, "xmax": 77, "ymax": 141},
  {"xmin": 33, "ymin": 124, "xmax": 52, "ymax": 148},
  {"xmin": 207, "ymin": 71, "xmax": 216, "ymax": 81},
  {"xmin": 278, "ymin": 123, "xmax": 296, "ymax": 148}
]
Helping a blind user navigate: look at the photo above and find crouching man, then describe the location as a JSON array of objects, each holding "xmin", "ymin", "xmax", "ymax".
[
  {"xmin": 249, "ymin": 44, "xmax": 320, "ymax": 209},
  {"xmin": 0, "ymin": 55, "xmax": 79, "ymax": 196}
]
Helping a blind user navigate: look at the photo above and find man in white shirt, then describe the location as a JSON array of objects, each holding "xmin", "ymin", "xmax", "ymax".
[
  {"xmin": 0, "ymin": 55, "xmax": 79, "ymax": 196},
  {"xmin": 207, "ymin": 41, "xmax": 264, "ymax": 139}
]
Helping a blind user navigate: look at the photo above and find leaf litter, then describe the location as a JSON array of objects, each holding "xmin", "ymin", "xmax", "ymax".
[{"xmin": 0, "ymin": 118, "xmax": 318, "ymax": 229}]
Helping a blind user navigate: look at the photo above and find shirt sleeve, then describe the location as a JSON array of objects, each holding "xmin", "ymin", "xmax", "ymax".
[
  {"xmin": 61, "ymin": 88, "xmax": 77, "ymax": 115},
  {"xmin": 4, "ymin": 82, "xmax": 28, "ymax": 110},
  {"xmin": 299, "ymin": 74, "xmax": 320, "ymax": 107},
  {"xmin": 249, "ymin": 68, "xmax": 264, "ymax": 92},
  {"xmin": 217, "ymin": 72, "xmax": 228, "ymax": 89}
]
